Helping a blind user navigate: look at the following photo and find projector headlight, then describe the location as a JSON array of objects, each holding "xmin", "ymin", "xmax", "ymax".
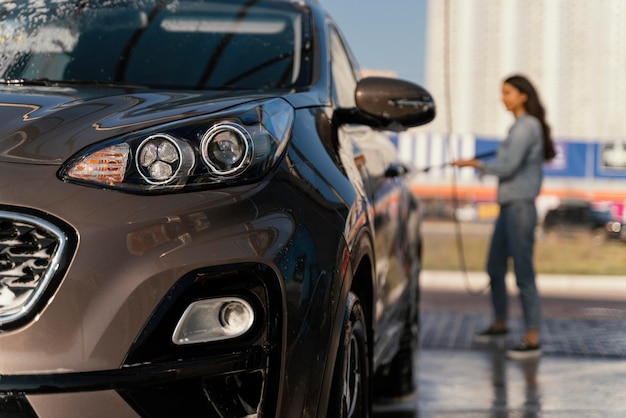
[
  {"xmin": 201, "ymin": 122, "xmax": 251, "ymax": 176},
  {"xmin": 136, "ymin": 134, "xmax": 194, "ymax": 185},
  {"xmin": 59, "ymin": 98, "xmax": 294, "ymax": 193}
]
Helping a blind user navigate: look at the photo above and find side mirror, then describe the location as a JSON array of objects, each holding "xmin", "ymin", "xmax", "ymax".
[{"xmin": 335, "ymin": 77, "xmax": 436, "ymax": 131}]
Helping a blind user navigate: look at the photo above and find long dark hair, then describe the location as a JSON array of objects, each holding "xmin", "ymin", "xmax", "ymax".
[{"xmin": 504, "ymin": 75, "xmax": 556, "ymax": 161}]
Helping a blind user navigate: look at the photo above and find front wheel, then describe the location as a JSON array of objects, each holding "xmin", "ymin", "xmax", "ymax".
[{"xmin": 329, "ymin": 292, "xmax": 371, "ymax": 417}]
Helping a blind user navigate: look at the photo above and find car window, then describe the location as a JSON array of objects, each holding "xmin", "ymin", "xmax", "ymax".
[
  {"xmin": 0, "ymin": 0, "xmax": 312, "ymax": 90},
  {"xmin": 328, "ymin": 26, "xmax": 357, "ymax": 108}
]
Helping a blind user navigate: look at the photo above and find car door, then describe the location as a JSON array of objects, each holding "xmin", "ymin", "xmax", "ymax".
[{"xmin": 328, "ymin": 25, "xmax": 409, "ymax": 343}]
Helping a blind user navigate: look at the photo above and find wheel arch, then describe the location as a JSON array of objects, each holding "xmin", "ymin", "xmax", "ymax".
[
  {"xmin": 315, "ymin": 226, "xmax": 376, "ymax": 418},
  {"xmin": 346, "ymin": 226, "xmax": 376, "ymax": 349},
  {"xmin": 350, "ymin": 254, "xmax": 374, "ymax": 351}
]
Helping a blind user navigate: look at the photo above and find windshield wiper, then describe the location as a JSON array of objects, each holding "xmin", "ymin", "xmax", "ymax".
[
  {"xmin": 0, "ymin": 78, "xmax": 55, "ymax": 86},
  {"xmin": 0, "ymin": 78, "xmax": 149, "ymax": 89}
]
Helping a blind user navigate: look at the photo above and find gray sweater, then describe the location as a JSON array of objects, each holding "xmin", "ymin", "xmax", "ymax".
[{"xmin": 482, "ymin": 113, "xmax": 544, "ymax": 204}]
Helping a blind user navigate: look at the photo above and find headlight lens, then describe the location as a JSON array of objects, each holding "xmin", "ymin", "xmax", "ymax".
[
  {"xmin": 135, "ymin": 134, "xmax": 194, "ymax": 185},
  {"xmin": 201, "ymin": 122, "xmax": 251, "ymax": 176},
  {"xmin": 60, "ymin": 98, "xmax": 294, "ymax": 193}
]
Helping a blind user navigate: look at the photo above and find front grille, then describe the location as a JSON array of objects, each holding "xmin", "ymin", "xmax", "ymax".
[{"xmin": 0, "ymin": 210, "xmax": 70, "ymax": 328}]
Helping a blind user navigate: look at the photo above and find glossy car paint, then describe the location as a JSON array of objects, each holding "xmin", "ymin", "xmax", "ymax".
[{"xmin": 0, "ymin": 1, "xmax": 432, "ymax": 416}]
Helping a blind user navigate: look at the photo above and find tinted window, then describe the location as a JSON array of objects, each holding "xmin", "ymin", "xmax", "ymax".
[
  {"xmin": 0, "ymin": 0, "xmax": 312, "ymax": 90},
  {"xmin": 329, "ymin": 26, "xmax": 357, "ymax": 108}
]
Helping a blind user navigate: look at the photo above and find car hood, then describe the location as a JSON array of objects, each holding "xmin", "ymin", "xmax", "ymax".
[{"xmin": 0, "ymin": 86, "xmax": 283, "ymax": 164}]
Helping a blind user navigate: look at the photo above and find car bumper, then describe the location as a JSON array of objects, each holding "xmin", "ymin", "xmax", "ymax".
[{"xmin": 0, "ymin": 161, "xmax": 349, "ymax": 417}]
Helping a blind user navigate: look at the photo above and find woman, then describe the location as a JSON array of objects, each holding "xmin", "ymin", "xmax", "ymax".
[{"xmin": 453, "ymin": 74, "xmax": 556, "ymax": 360}]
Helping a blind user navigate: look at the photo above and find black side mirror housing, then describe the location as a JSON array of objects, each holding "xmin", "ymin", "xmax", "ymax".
[{"xmin": 335, "ymin": 77, "xmax": 436, "ymax": 131}]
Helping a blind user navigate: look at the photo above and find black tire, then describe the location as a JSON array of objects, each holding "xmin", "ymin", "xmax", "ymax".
[{"xmin": 329, "ymin": 292, "xmax": 371, "ymax": 417}]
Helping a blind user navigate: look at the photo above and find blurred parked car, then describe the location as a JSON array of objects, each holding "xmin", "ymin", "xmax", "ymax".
[
  {"xmin": 543, "ymin": 199, "xmax": 624, "ymax": 242},
  {"xmin": 0, "ymin": 0, "xmax": 435, "ymax": 417}
]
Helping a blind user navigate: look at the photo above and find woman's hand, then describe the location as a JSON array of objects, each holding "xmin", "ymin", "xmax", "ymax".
[{"xmin": 452, "ymin": 158, "xmax": 483, "ymax": 169}]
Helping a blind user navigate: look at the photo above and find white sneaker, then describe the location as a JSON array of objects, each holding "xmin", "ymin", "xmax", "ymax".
[{"xmin": 506, "ymin": 338, "xmax": 542, "ymax": 360}]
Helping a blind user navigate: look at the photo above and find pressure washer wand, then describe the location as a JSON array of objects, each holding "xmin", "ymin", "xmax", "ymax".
[{"xmin": 420, "ymin": 150, "xmax": 497, "ymax": 173}]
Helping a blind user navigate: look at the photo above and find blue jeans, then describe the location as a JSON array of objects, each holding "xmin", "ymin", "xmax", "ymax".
[{"xmin": 487, "ymin": 200, "xmax": 541, "ymax": 331}]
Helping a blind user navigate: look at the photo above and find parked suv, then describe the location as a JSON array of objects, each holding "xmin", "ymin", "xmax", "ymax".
[
  {"xmin": 0, "ymin": 1, "xmax": 434, "ymax": 417},
  {"xmin": 543, "ymin": 199, "xmax": 623, "ymax": 241}
]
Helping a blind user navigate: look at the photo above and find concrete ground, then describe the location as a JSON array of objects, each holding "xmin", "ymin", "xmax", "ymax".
[{"xmin": 373, "ymin": 270, "xmax": 626, "ymax": 417}]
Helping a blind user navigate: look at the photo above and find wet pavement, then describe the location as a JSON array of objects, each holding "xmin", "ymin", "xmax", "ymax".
[{"xmin": 373, "ymin": 270, "xmax": 626, "ymax": 417}]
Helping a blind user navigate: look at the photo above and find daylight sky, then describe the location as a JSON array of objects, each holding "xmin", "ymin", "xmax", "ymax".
[{"xmin": 319, "ymin": 0, "xmax": 428, "ymax": 84}]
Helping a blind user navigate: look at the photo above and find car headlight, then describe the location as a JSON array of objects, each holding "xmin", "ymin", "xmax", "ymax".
[
  {"xmin": 201, "ymin": 122, "xmax": 252, "ymax": 176},
  {"xmin": 59, "ymin": 99, "xmax": 294, "ymax": 193}
]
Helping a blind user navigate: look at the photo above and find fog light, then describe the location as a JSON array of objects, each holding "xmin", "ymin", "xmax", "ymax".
[{"xmin": 172, "ymin": 297, "xmax": 254, "ymax": 345}]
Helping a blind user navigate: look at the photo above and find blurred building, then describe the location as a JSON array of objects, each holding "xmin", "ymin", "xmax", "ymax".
[
  {"xmin": 398, "ymin": 0, "xmax": 626, "ymax": 221},
  {"xmin": 360, "ymin": 69, "xmax": 398, "ymax": 79}
]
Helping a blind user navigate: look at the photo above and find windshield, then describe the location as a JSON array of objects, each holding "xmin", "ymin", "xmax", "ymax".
[{"xmin": 0, "ymin": 0, "xmax": 312, "ymax": 90}]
